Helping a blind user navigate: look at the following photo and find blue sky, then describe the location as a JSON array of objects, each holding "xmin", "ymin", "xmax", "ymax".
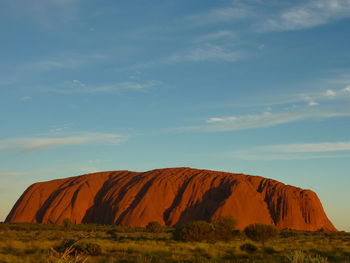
[{"xmin": 0, "ymin": 0, "xmax": 350, "ymax": 231}]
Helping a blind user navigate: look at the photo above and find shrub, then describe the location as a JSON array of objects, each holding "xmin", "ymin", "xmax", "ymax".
[
  {"xmin": 263, "ymin": 246, "xmax": 277, "ymax": 254},
  {"xmin": 173, "ymin": 221, "xmax": 214, "ymax": 242},
  {"xmin": 212, "ymin": 216, "xmax": 238, "ymax": 241},
  {"xmin": 62, "ymin": 218, "xmax": 73, "ymax": 230},
  {"xmin": 244, "ymin": 223, "xmax": 279, "ymax": 245},
  {"xmin": 106, "ymin": 229, "xmax": 118, "ymax": 239},
  {"xmin": 146, "ymin": 221, "xmax": 163, "ymax": 233},
  {"xmin": 83, "ymin": 242, "xmax": 102, "ymax": 256},
  {"xmin": 55, "ymin": 238, "xmax": 102, "ymax": 256},
  {"xmin": 240, "ymin": 243, "xmax": 258, "ymax": 253}
]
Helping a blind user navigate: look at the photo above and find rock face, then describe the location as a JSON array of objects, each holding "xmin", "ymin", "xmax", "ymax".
[{"xmin": 6, "ymin": 167, "xmax": 336, "ymax": 231}]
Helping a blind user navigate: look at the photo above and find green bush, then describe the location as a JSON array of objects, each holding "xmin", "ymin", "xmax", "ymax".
[
  {"xmin": 55, "ymin": 238, "xmax": 102, "ymax": 256},
  {"xmin": 212, "ymin": 216, "xmax": 238, "ymax": 241},
  {"xmin": 146, "ymin": 221, "xmax": 163, "ymax": 233},
  {"xmin": 173, "ymin": 221, "xmax": 214, "ymax": 242},
  {"xmin": 240, "ymin": 243, "xmax": 258, "ymax": 253},
  {"xmin": 244, "ymin": 223, "xmax": 279, "ymax": 245}
]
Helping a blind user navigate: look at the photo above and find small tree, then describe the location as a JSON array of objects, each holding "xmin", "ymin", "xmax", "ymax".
[
  {"xmin": 212, "ymin": 216, "xmax": 238, "ymax": 241},
  {"xmin": 244, "ymin": 223, "xmax": 279, "ymax": 245},
  {"xmin": 173, "ymin": 221, "xmax": 214, "ymax": 242},
  {"xmin": 146, "ymin": 221, "xmax": 163, "ymax": 233}
]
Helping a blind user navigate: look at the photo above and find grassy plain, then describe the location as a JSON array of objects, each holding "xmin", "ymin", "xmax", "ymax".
[{"xmin": 0, "ymin": 223, "xmax": 349, "ymax": 263}]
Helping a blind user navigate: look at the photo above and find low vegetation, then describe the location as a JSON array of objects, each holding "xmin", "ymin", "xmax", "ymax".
[
  {"xmin": 0, "ymin": 221, "xmax": 349, "ymax": 263},
  {"xmin": 173, "ymin": 216, "xmax": 238, "ymax": 242},
  {"xmin": 244, "ymin": 223, "xmax": 279, "ymax": 245}
]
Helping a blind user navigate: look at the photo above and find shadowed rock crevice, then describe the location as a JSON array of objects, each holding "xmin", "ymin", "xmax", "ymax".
[{"xmin": 176, "ymin": 185, "xmax": 233, "ymax": 225}]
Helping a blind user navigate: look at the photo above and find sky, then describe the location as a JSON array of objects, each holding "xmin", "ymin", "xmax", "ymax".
[{"xmin": 0, "ymin": 0, "xmax": 349, "ymax": 231}]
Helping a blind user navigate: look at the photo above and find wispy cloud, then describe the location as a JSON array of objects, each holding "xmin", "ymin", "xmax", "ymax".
[
  {"xmin": 239, "ymin": 85, "xmax": 350, "ymax": 109},
  {"xmin": 47, "ymin": 123, "xmax": 73, "ymax": 135},
  {"xmin": 5, "ymin": 0, "xmax": 81, "ymax": 28},
  {"xmin": 263, "ymin": 141, "xmax": 350, "ymax": 153},
  {"xmin": 227, "ymin": 141, "xmax": 350, "ymax": 160},
  {"xmin": 0, "ymin": 171, "xmax": 29, "ymax": 177},
  {"xmin": 0, "ymin": 132, "xmax": 127, "ymax": 152},
  {"xmin": 25, "ymin": 53, "xmax": 107, "ymax": 72},
  {"xmin": 308, "ymin": 101, "xmax": 319, "ymax": 106},
  {"xmin": 20, "ymin": 96, "xmax": 32, "ymax": 101},
  {"xmin": 170, "ymin": 44, "xmax": 242, "ymax": 62},
  {"xmin": 185, "ymin": 5, "xmax": 251, "ymax": 26},
  {"xmin": 45, "ymin": 79, "xmax": 161, "ymax": 94},
  {"xmin": 133, "ymin": 44, "xmax": 243, "ymax": 69},
  {"xmin": 258, "ymin": 0, "xmax": 350, "ymax": 32},
  {"xmin": 175, "ymin": 108, "xmax": 350, "ymax": 133},
  {"xmin": 78, "ymin": 167, "xmax": 101, "ymax": 174},
  {"xmin": 228, "ymin": 152, "xmax": 349, "ymax": 161},
  {"xmin": 0, "ymin": 163, "xmax": 104, "ymax": 178},
  {"xmin": 325, "ymin": 89, "xmax": 337, "ymax": 97},
  {"xmin": 193, "ymin": 30, "xmax": 237, "ymax": 43}
]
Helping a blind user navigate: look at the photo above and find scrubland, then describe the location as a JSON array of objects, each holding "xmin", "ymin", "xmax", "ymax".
[{"xmin": 0, "ymin": 223, "xmax": 349, "ymax": 263}]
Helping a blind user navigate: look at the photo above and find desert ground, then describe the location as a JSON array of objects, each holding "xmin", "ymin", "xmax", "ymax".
[{"xmin": 0, "ymin": 222, "xmax": 349, "ymax": 263}]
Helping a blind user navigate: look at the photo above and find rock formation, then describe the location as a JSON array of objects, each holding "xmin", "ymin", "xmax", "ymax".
[{"xmin": 5, "ymin": 167, "xmax": 336, "ymax": 231}]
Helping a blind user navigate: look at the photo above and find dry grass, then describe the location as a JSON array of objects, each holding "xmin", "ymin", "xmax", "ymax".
[{"xmin": 0, "ymin": 223, "xmax": 349, "ymax": 263}]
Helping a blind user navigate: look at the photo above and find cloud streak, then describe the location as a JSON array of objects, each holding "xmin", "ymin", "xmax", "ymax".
[
  {"xmin": 0, "ymin": 171, "xmax": 29, "ymax": 177},
  {"xmin": 170, "ymin": 44, "xmax": 242, "ymax": 63},
  {"xmin": 258, "ymin": 0, "xmax": 350, "ymax": 32},
  {"xmin": 5, "ymin": 0, "xmax": 81, "ymax": 28},
  {"xmin": 193, "ymin": 30, "xmax": 237, "ymax": 42},
  {"xmin": 185, "ymin": 6, "xmax": 251, "ymax": 26},
  {"xmin": 264, "ymin": 141, "xmax": 350, "ymax": 153},
  {"xmin": 0, "ymin": 133, "xmax": 126, "ymax": 152},
  {"xmin": 175, "ymin": 108, "xmax": 350, "ymax": 133},
  {"xmin": 228, "ymin": 153, "xmax": 349, "ymax": 161},
  {"xmin": 133, "ymin": 45, "xmax": 243, "ymax": 69},
  {"xmin": 45, "ymin": 80, "xmax": 161, "ymax": 94},
  {"xmin": 228, "ymin": 141, "xmax": 350, "ymax": 160},
  {"xmin": 25, "ymin": 53, "xmax": 107, "ymax": 72}
]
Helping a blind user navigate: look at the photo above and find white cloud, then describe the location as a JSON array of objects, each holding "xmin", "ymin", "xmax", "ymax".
[
  {"xmin": 244, "ymin": 85, "xmax": 350, "ymax": 109},
  {"xmin": 344, "ymin": 85, "xmax": 350, "ymax": 92},
  {"xmin": 194, "ymin": 30, "xmax": 237, "ymax": 42},
  {"xmin": 46, "ymin": 80, "xmax": 160, "ymax": 94},
  {"xmin": 131, "ymin": 45, "xmax": 243, "ymax": 69},
  {"xmin": 259, "ymin": 0, "xmax": 350, "ymax": 32},
  {"xmin": 325, "ymin": 89, "xmax": 337, "ymax": 97},
  {"xmin": 0, "ymin": 171, "xmax": 29, "ymax": 177},
  {"xmin": 264, "ymin": 141, "xmax": 350, "ymax": 153},
  {"xmin": 207, "ymin": 116, "xmax": 238, "ymax": 123},
  {"xmin": 47, "ymin": 123, "xmax": 73, "ymax": 135},
  {"xmin": 228, "ymin": 141, "xmax": 350, "ymax": 160},
  {"xmin": 171, "ymin": 45, "xmax": 241, "ymax": 62},
  {"xmin": 5, "ymin": 0, "xmax": 81, "ymax": 27},
  {"xmin": 78, "ymin": 167, "xmax": 100, "ymax": 174},
  {"xmin": 26, "ymin": 53, "xmax": 106, "ymax": 72},
  {"xmin": 119, "ymin": 81, "xmax": 160, "ymax": 90},
  {"xmin": 0, "ymin": 133, "xmax": 126, "ymax": 152},
  {"xmin": 308, "ymin": 101, "xmax": 319, "ymax": 106},
  {"xmin": 20, "ymin": 96, "xmax": 32, "ymax": 101},
  {"xmin": 207, "ymin": 118, "xmax": 224, "ymax": 123},
  {"xmin": 186, "ymin": 6, "xmax": 251, "ymax": 26},
  {"xmin": 229, "ymin": 153, "xmax": 348, "ymax": 161},
  {"xmin": 175, "ymin": 108, "xmax": 350, "ymax": 132}
]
